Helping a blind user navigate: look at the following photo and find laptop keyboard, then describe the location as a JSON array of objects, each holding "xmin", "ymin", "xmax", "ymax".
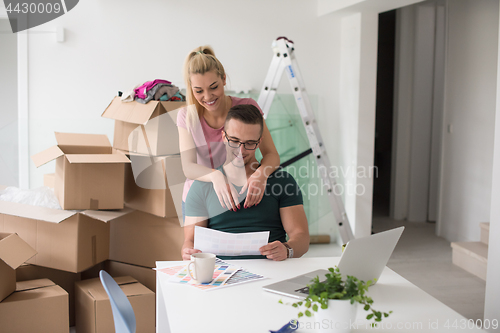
[{"xmin": 295, "ymin": 286, "xmax": 310, "ymax": 294}]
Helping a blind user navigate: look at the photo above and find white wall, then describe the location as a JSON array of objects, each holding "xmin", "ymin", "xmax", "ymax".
[
  {"xmin": 438, "ymin": 0, "xmax": 499, "ymax": 242},
  {"xmin": 484, "ymin": 4, "xmax": 500, "ymax": 329},
  {"xmin": 22, "ymin": 0, "xmax": 341, "ymax": 188},
  {"xmin": 0, "ymin": 18, "xmax": 18, "ymax": 187},
  {"xmin": 339, "ymin": 12, "xmax": 378, "ymax": 238},
  {"xmin": 14, "ymin": 0, "xmax": 348, "ymax": 237}
]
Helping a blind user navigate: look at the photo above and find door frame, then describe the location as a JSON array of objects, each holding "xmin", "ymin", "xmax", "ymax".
[{"xmin": 0, "ymin": 12, "xmax": 29, "ymax": 189}]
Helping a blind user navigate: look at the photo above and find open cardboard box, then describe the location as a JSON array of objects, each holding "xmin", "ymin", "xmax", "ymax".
[
  {"xmin": 0, "ymin": 279, "xmax": 69, "ymax": 333},
  {"xmin": 0, "ymin": 232, "xmax": 37, "ymax": 302},
  {"xmin": 0, "ymin": 201, "xmax": 132, "ymax": 273},
  {"xmin": 101, "ymin": 97, "xmax": 185, "ymax": 156},
  {"xmin": 75, "ymin": 275, "xmax": 155, "ymax": 333},
  {"xmin": 103, "ymin": 260, "xmax": 156, "ymax": 293},
  {"xmin": 31, "ymin": 132, "xmax": 131, "ymax": 210},
  {"xmin": 16, "ymin": 262, "xmax": 104, "ymax": 327},
  {"xmin": 124, "ymin": 150, "xmax": 185, "ymax": 218}
]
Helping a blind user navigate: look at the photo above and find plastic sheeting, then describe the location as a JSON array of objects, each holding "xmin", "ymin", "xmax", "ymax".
[{"xmin": 0, "ymin": 186, "xmax": 62, "ymax": 210}]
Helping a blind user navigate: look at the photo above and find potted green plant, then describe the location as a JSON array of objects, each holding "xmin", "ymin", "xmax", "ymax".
[{"xmin": 281, "ymin": 267, "xmax": 392, "ymax": 333}]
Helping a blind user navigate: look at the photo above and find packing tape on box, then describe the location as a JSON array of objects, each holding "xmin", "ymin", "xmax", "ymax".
[
  {"xmin": 140, "ymin": 125, "xmax": 154, "ymax": 156},
  {"xmin": 131, "ymin": 130, "xmax": 139, "ymax": 152},
  {"xmin": 92, "ymin": 236, "xmax": 97, "ymax": 265},
  {"xmin": 89, "ymin": 198, "xmax": 99, "ymax": 210}
]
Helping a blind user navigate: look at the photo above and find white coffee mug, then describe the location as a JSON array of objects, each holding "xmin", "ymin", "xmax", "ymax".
[{"xmin": 187, "ymin": 253, "xmax": 216, "ymax": 284}]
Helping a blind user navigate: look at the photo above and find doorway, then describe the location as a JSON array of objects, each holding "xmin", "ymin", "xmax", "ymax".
[
  {"xmin": 373, "ymin": 2, "xmax": 446, "ymax": 225},
  {"xmin": 372, "ymin": 10, "xmax": 396, "ymax": 218}
]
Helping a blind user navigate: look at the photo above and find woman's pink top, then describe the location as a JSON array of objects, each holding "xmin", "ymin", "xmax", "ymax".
[{"xmin": 176, "ymin": 96, "xmax": 263, "ymax": 201}]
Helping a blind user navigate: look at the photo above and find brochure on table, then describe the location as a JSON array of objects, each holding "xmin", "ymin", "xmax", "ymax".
[{"xmin": 155, "ymin": 259, "xmax": 266, "ymax": 291}]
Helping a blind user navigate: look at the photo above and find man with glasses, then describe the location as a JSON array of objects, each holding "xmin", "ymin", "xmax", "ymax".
[{"xmin": 181, "ymin": 104, "xmax": 310, "ymax": 261}]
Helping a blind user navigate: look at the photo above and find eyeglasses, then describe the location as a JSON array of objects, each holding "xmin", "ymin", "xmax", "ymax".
[{"xmin": 224, "ymin": 131, "xmax": 260, "ymax": 150}]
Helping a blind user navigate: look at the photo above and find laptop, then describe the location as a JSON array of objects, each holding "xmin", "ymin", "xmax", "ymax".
[{"xmin": 262, "ymin": 226, "xmax": 404, "ymax": 299}]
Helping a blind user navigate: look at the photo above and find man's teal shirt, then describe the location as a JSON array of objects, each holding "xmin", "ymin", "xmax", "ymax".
[{"xmin": 185, "ymin": 168, "xmax": 304, "ymax": 259}]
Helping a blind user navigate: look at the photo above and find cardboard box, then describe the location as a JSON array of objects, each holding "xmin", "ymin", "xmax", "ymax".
[
  {"xmin": 75, "ymin": 276, "xmax": 155, "ymax": 333},
  {"xmin": 44, "ymin": 173, "xmax": 55, "ymax": 188},
  {"xmin": 104, "ymin": 260, "xmax": 156, "ymax": 292},
  {"xmin": 16, "ymin": 255, "xmax": 107, "ymax": 327},
  {"xmin": 31, "ymin": 132, "xmax": 131, "ymax": 210},
  {"xmin": 0, "ymin": 201, "xmax": 132, "ymax": 273},
  {"xmin": 80, "ymin": 261, "xmax": 106, "ymax": 280},
  {"xmin": 124, "ymin": 152, "xmax": 185, "ymax": 218},
  {"xmin": 0, "ymin": 232, "xmax": 37, "ymax": 301},
  {"xmin": 101, "ymin": 97, "xmax": 185, "ymax": 156},
  {"xmin": 110, "ymin": 210, "xmax": 183, "ymax": 267},
  {"xmin": 16, "ymin": 263, "xmax": 103, "ymax": 326},
  {"xmin": 0, "ymin": 279, "xmax": 69, "ymax": 333}
]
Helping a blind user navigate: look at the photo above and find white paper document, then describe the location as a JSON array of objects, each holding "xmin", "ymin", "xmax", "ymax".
[{"xmin": 194, "ymin": 226, "xmax": 270, "ymax": 256}]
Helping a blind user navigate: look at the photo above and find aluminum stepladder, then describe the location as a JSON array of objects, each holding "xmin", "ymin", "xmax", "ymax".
[{"xmin": 257, "ymin": 37, "xmax": 355, "ymax": 244}]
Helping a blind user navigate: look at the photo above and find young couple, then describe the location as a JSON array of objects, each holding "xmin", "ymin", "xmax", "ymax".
[{"xmin": 177, "ymin": 46, "xmax": 309, "ymax": 261}]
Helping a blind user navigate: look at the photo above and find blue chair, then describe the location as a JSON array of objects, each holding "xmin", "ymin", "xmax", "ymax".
[{"xmin": 99, "ymin": 270, "xmax": 136, "ymax": 333}]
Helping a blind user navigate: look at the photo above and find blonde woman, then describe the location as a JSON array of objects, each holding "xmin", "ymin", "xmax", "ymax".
[{"xmin": 177, "ymin": 46, "xmax": 280, "ymax": 216}]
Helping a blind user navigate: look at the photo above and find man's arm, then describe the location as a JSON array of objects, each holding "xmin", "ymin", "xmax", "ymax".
[
  {"xmin": 181, "ymin": 217, "xmax": 208, "ymax": 260},
  {"xmin": 182, "ymin": 179, "xmax": 211, "ymax": 260},
  {"xmin": 281, "ymin": 204, "xmax": 309, "ymax": 257},
  {"xmin": 259, "ymin": 204, "xmax": 309, "ymax": 261}
]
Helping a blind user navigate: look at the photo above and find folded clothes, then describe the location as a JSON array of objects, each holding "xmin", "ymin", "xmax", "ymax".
[
  {"xmin": 154, "ymin": 85, "xmax": 179, "ymax": 101},
  {"xmin": 159, "ymin": 91, "xmax": 186, "ymax": 102},
  {"xmin": 136, "ymin": 83, "xmax": 172, "ymax": 104},
  {"xmin": 134, "ymin": 79, "xmax": 171, "ymax": 99},
  {"xmin": 121, "ymin": 89, "xmax": 136, "ymax": 102}
]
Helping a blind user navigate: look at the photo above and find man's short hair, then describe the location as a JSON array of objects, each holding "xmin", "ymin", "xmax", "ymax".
[{"xmin": 225, "ymin": 104, "xmax": 264, "ymax": 136}]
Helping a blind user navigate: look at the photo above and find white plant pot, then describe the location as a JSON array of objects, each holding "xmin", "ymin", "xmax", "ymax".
[{"xmin": 314, "ymin": 299, "xmax": 358, "ymax": 333}]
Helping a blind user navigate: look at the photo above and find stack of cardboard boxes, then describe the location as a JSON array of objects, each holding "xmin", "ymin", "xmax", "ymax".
[
  {"xmin": 0, "ymin": 97, "xmax": 186, "ymax": 332},
  {"xmin": 0, "ymin": 233, "xmax": 66, "ymax": 333},
  {"xmin": 102, "ymin": 96, "xmax": 186, "ymax": 282}
]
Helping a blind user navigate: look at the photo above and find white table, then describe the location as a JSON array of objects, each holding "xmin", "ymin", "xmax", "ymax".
[{"xmin": 156, "ymin": 257, "xmax": 486, "ymax": 332}]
